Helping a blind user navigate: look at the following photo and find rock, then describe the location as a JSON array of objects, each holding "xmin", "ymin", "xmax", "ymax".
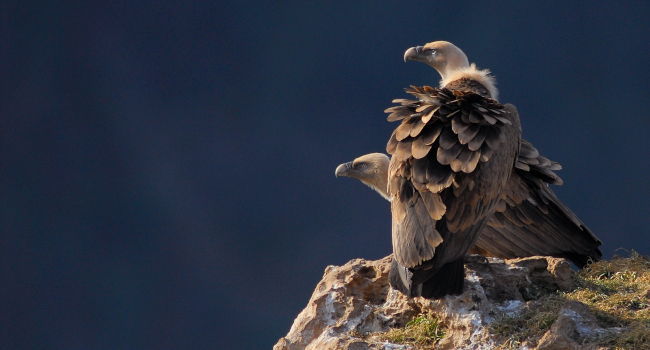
[
  {"xmin": 274, "ymin": 255, "xmax": 610, "ymax": 350},
  {"xmin": 272, "ymin": 257, "xmax": 394, "ymax": 350},
  {"xmin": 535, "ymin": 301, "xmax": 620, "ymax": 350}
]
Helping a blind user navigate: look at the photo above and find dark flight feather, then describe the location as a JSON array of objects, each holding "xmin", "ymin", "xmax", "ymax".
[{"xmin": 386, "ymin": 85, "xmax": 520, "ymax": 298}]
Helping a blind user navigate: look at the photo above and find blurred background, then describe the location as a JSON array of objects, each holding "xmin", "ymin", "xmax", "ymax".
[{"xmin": 1, "ymin": 1, "xmax": 649, "ymax": 349}]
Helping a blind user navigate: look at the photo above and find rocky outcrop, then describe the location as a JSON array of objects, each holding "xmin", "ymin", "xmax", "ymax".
[{"xmin": 274, "ymin": 255, "xmax": 620, "ymax": 350}]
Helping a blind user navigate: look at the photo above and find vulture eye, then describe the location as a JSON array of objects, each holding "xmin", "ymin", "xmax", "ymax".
[
  {"xmin": 354, "ymin": 162, "xmax": 368, "ymax": 169},
  {"xmin": 430, "ymin": 49, "xmax": 437, "ymax": 56}
]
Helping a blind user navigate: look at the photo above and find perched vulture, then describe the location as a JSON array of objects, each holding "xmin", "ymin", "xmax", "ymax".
[
  {"xmin": 335, "ymin": 150, "xmax": 602, "ymax": 266},
  {"xmin": 375, "ymin": 41, "xmax": 521, "ymax": 298}
]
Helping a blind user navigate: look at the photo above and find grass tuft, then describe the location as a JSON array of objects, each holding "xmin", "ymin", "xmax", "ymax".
[{"xmin": 380, "ymin": 314, "xmax": 445, "ymax": 347}]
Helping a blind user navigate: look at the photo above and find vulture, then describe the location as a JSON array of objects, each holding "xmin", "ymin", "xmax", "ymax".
[
  {"xmin": 384, "ymin": 41, "xmax": 521, "ymax": 298},
  {"xmin": 336, "ymin": 41, "xmax": 601, "ymax": 299}
]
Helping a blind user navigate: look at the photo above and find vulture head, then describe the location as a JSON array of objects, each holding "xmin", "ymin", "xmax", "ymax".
[
  {"xmin": 403, "ymin": 41, "xmax": 469, "ymax": 79},
  {"xmin": 403, "ymin": 40, "xmax": 498, "ymax": 99},
  {"xmin": 335, "ymin": 153, "xmax": 390, "ymax": 201}
]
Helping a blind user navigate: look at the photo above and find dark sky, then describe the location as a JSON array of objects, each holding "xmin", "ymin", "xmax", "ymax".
[{"xmin": 2, "ymin": 1, "xmax": 649, "ymax": 349}]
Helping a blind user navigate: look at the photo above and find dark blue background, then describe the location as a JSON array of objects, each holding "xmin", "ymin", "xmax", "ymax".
[{"xmin": 2, "ymin": 1, "xmax": 649, "ymax": 349}]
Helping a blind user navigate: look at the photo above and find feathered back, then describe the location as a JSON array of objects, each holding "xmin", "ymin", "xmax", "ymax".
[{"xmin": 384, "ymin": 85, "xmax": 518, "ymax": 268}]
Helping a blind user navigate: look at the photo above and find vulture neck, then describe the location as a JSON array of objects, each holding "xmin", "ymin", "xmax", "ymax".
[
  {"xmin": 360, "ymin": 177, "xmax": 390, "ymax": 201},
  {"xmin": 439, "ymin": 64, "xmax": 498, "ymax": 100}
]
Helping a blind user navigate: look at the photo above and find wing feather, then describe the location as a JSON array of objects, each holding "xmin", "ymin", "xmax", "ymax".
[{"xmin": 386, "ymin": 86, "xmax": 516, "ymax": 271}]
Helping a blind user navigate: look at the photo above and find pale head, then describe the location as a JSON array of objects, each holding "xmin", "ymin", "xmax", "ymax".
[
  {"xmin": 335, "ymin": 153, "xmax": 390, "ymax": 200},
  {"xmin": 403, "ymin": 41, "xmax": 470, "ymax": 80},
  {"xmin": 403, "ymin": 40, "xmax": 498, "ymax": 99}
]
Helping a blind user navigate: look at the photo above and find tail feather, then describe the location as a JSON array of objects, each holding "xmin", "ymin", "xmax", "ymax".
[
  {"xmin": 389, "ymin": 258, "xmax": 465, "ymax": 299},
  {"xmin": 420, "ymin": 259, "xmax": 465, "ymax": 298},
  {"xmin": 389, "ymin": 258, "xmax": 413, "ymax": 295}
]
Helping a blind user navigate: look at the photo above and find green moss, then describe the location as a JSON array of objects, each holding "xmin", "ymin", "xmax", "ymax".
[{"xmin": 380, "ymin": 315, "xmax": 445, "ymax": 347}]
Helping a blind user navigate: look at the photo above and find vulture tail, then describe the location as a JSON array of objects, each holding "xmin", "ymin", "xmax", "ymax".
[
  {"xmin": 388, "ymin": 258, "xmax": 412, "ymax": 296},
  {"xmin": 420, "ymin": 259, "xmax": 465, "ymax": 299}
]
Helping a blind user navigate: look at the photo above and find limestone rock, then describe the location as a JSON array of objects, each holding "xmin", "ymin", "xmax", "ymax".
[{"xmin": 274, "ymin": 255, "xmax": 612, "ymax": 350}]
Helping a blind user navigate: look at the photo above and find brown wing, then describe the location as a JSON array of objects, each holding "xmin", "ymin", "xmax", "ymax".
[
  {"xmin": 515, "ymin": 139, "xmax": 563, "ymax": 185},
  {"xmin": 476, "ymin": 140, "xmax": 602, "ymax": 266},
  {"xmin": 386, "ymin": 86, "xmax": 517, "ymax": 269}
]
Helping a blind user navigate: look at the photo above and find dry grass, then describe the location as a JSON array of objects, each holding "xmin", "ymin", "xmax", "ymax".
[
  {"xmin": 565, "ymin": 251, "xmax": 650, "ymax": 349},
  {"xmin": 491, "ymin": 251, "xmax": 650, "ymax": 349},
  {"xmin": 490, "ymin": 293, "xmax": 565, "ymax": 348}
]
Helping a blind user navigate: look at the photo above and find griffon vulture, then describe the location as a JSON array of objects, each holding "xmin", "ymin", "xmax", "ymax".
[{"xmin": 374, "ymin": 41, "xmax": 522, "ymax": 298}]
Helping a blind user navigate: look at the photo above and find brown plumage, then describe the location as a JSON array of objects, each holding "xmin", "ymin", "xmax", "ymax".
[
  {"xmin": 337, "ymin": 41, "xmax": 601, "ymax": 298},
  {"xmin": 480, "ymin": 144, "xmax": 601, "ymax": 266},
  {"xmin": 335, "ymin": 147, "xmax": 602, "ymax": 267},
  {"xmin": 380, "ymin": 42, "xmax": 521, "ymax": 298},
  {"xmin": 384, "ymin": 82, "xmax": 520, "ymax": 298}
]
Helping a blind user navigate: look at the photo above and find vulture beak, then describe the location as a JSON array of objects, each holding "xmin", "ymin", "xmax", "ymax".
[
  {"xmin": 335, "ymin": 162, "xmax": 353, "ymax": 177},
  {"xmin": 403, "ymin": 46, "xmax": 424, "ymax": 62}
]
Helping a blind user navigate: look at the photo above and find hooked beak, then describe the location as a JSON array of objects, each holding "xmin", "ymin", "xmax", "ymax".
[
  {"xmin": 334, "ymin": 162, "xmax": 353, "ymax": 177},
  {"xmin": 403, "ymin": 46, "xmax": 424, "ymax": 62}
]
